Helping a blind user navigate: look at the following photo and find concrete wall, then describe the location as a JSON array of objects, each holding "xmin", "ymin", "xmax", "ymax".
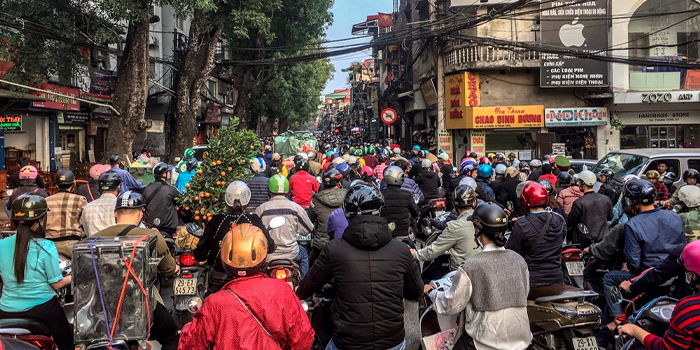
[{"xmin": 477, "ymin": 70, "xmax": 588, "ymax": 108}]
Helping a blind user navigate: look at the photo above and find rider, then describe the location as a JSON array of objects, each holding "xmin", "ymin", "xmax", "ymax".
[
  {"xmin": 558, "ymin": 174, "xmax": 584, "ymax": 215},
  {"xmin": 194, "ymin": 181, "xmax": 276, "ymax": 296},
  {"xmin": 412, "ymin": 184, "xmax": 479, "ymax": 270},
  {"xmin": 476, "ymin": 164, "xmax": 495, "ymax": 200},
  {"xmin": 491, "ymin": 164, "xmax": 508, "ymax": 206},
  {"xmin": 81, "ymin": 172, "xmax": 121, "ymax": 236},
  {"xmin": 381, "ymin": 159, "xmax": 424, "ymax": 204},
  {"xmin": 7, "ymin": 157, "xmax": 44, "ymax": 189},
  {"xmin": 288, "ymin": 157, "xmax": 319, "ymax": 209},
  {"xmin": 175, "ymin": 158, "xmax": 198, "ymax": 193},
  {"xmin": 537, "ymin": 179, "xmax": 566, "ymax": 220},
  {"xmin": 381, "ymin": 166, "xmax": 420, "ymax": 238},
  {"xmin": 308, "ymin": 150, "xmax": 323, "ymax": 175},
  {"xmin": 0, "ymin": 194, "xmax": 73, "ymax": 350},
  {"xmin": 668, "ymin": 169, "xmax": 700, "ymax": 205},
  {"xmin": 91, "ymin": 191, "xmax": 180, "ymax": 350},
  {"xmin": 109, "ymin": 154, "xmax": 144, "ymax": 194},
  {"xmin": 246, "ymin": 157, "xmax": 269, "ymax": 212},
  {"xmin": 438, "ymin": 153, "xmax": 456, "ymax": 210},
  {"xmin": 179, "ymin": 224, "xmax": 314, "ymax": 350},
  {"xmin": 567, "ymin": 170, "xmax": 613, "ymax": 246},
  {"xmin": 425, "ymin": 202, "xmax": 532, "ymax": 350},
  {"xmin": 506, "ymin": 182, "xmax": 566, "ymax": 287},
  {"xmin": 255, "ymin": 174, "xmax": 313, "ymax": 278},
  {"xmin": 415, "ymin": 159, "xmax": 441, "ymax": 200},
  {"xmin": 678, "ymin": 185, "xmax": 700, "ymax": 243},
  {"xmin": 664, "ymin": 172, "xmax": 677, "ymax": 196},
  {"xmin": 373, "ymin": 150, "xmax": 388, "ymax": 182},
  {"xmin": 296, "ymin": 184, "xmax": 423, "ymax": 350},
  {"xmin": 7, "ymin": 166, "xmax": 48, "ymax": 210},
  {"xmin": 538, "ymin": 163, "xmax": 557, "ymax": 186},
  {"xmin": 527, "ymin": 159, "xmax": 543, "ymax": 181},
  {"xmin": 363, "ymin": 146, "xmax": 378, "ymax": 169},
  {"xmin": 647, "ymin": 169, "xmax": 669, "ymax": 203},
  {"xmin": 308, "ymin": 169, "xmax": 347, "ymax": 265},
  {"xmin": 554, "ymin": 171, "xmax": 572, "ymax": 197},
  {"xmin": 597, "ymin": 168, "xmax": 619, "ymax": 204},
  {"xmin": 44, "ymin": 169, "xmax": 87, "ymax": 257},
  {"xmin": 508, "ymin": 152, "xmax": 520, "ymax": 170},
  {"xmin": 77, "ymin": 163, "xmax": 111, "ymax": 202},
  {"xmin": 142, "ymin": 163, "xmax": 180, "ymax": 237}
]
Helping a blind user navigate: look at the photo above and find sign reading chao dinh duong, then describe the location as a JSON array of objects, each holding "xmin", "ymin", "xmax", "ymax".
[
  {"xmin": 447, "ymin": 105, "xmax": 545, "ymax": 129},
  {"xmin": 0, "ymin": 115, "xmax": 22, "ymax": 131}
]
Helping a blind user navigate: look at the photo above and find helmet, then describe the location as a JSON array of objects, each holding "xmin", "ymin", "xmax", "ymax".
[
  {"xmin": 153, "ymin": 162, "xmax": 169, "ymax": 179},
  {"xmin": 520, "ymin": 182, "xmax": 549, "ymax": 210},
  {"xmin": 393, "ymin": 147, "xmax": 401, "ymax": 155},
  {"xmin": 622, "ymin": 174, "xmax": 638, "ymax": 183},
  {"xmin": 577, "ymin": 170, "xmax": 597, "ymax": 187},
  {"xmin": 679, "ymin": 185, "xmax": 700, "ymax": 208},
  {"xmin": 98, "ymin": 171, "xmax": 122, "ymax": 191},
  {"xmin": 681, "ymin": 240, "xmax": 700, "ymax": 276},
  {"xmin": 494, "ymin": 164, "xmax": 507, "ymax": 175},
  {"xmin": 369, "ymin": 146, "xmax": 376, "ymax": 154},
  {"xmin": 360, "ymin": 166, "xmax": 373, "ymax": 177},
  {"xmin": 537, "ymin": 179, "xmax": 554, "ymax": 195},
  {"xmin": 347, "ymin": 156, "xmax": 358, "ymax": 165},
  {"xmin": 683, "ymin": 169, "xmax": 700, "ymax": 182},
  {"xmin": 322, "ymin": 169, "xmax": 343, "ymax": 188},
  {"xmin": 516, "ymin": 181, "xmax": 533, "ymax": 199},
  {"xmin": 519, "ymin": 163, "xmax": 530, "ymax": 171},
  {"xmin": 529, "ymin": 159, "xmax": 542, "ymax": 168},
  {"xmin": 623, "ymin": 179, "xmax": 657, "ymax": 206},
  {"xmin": 332, "ymin": 157, "xmax": 345, "ymax": 166},
  {"xmin": 458, "ymin": 177, "xmax": 478, "ymax": 190},
  {"xmin": 454, "ymin": 185, "xmax": 476, "ymax": 208},
  {"xmin": 378, "ymin": 150, "xmax": 389, "ymax": 161},
  {"xmin": 460, "ymin": 159, "xmax": 478, "ymax": 175},
  {"xmin": 186, "ymin": 158, "xmax": 198, "ymax": 172},
  {"xmin": 343, "ymin": 184, "xmax": 384, "ymax": 219},
  {"xmin": 55, "ymin": 169, "xmax": 75, "ymax": 186},
  {"xmin": 90, "ymin": 164, "xmax": 112, "ymax": 180},
  {"xmin": 506, "ymin": 166, "xmax": 519, "ymax": 179},
  {"xmin": 645, "ymin": 170, "xmax": 661, "ymax": 180},
  {"xmin": 272, "ymin": 153, "xmax": 281, "ymax": 161},
  {"xmin": 354, "ymin": 149, "xmax": 362, "ymax": 156},
  {"xmin": 307, "ymin": 150, "xmax": 316, "ymax": 160},
  {"xmin": 421, "ymin": 159, "xmax": 432, "ymax": 168},
  {"xmin": 383, "ymin": 166, "xmax": 405, "ymax": 186},
  {"xmin": 109, "ymin": 154, "xmax": 122, "ymax": 164},
  {"xmin": 469, "ymin": 152, "xmax": 478, "ymax": 159},
  {"xmin": 251, "ymin": 158, "xmax": 266, "ymax": 173},
  {"xmin": 115, "ymin": 191, "xmax": 146, "ymax": 209},
  {"xmin": 336, "ymin": 163, "xmax": 350, "ymax": 176},
  {"xmin": 184, "ymin": 148, "xmax": 195, "ymax": 159},
  {"xmin": 495, "ymin": 153, "xmax": 505, "ymax": 161},
  {"xmin": 508, "ymin": 152, "xmax": 516, "ymax": 158},
  {"xmin": 11, "ymin": 193, "xmax": 49, "ymax": 222},
  {"xmin": 268, "ymin": 174, "xmax": 289, "ymax": 195},
  {"xmin": 295, "ymin": 158, "xmax": 310, "ymax": 172},
  {"xmin": 438, "ymin": 153, "xmax": 449, "ymax": 161},
  {"xmin": 225, "ymin": 181, "xmax": 251, "ymax": 207},
  {"xmin": 413, "ymin": 145, "xmax": 421, "ymax": 152},
  {"xmin": 220, "ymin": 223, "xmax": 268, "ymax": 277},
  {"xmin": 598, "ymin": 168, "xmax": 614, "ymax": 179},
  {"xmin": 664, "ymin": 171, "xmax": 676, "ymax": 181},
  {"xmin": 471, "ymin": 202, "xmax": 508, "ymax": 245},
  {"xmin": 394, "ymin": 159, "xmax": 410, "ymax": 172},
  {"xmin": 477, "ymin": 164, "xmax": 494, "ymax": 178},
  {"xmin": 297, "ymin": 152, "xmax": 308, "ymax": 160},
  {"xmin": 418, "ymin": 150, "xmax": 427, "ymax": 158},
  {"xmin": 18, "ymin": 166, "xmax": 38, "ymax": 180},
  {"xmin": 557, "ymin": 171, "xmax": 572, "ymax": 185}
]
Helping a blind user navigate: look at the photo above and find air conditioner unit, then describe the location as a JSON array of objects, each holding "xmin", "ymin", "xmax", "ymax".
[{"xmin": 149, "ymin": 35, "xmax": 159, "ymax": 47}]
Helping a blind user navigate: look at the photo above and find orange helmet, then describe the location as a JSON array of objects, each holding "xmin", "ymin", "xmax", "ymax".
[{"xmin": 220, "ymin": 223, "xmax": 268, "ymax": 277}]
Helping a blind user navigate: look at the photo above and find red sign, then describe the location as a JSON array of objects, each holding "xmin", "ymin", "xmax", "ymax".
[
  {"xmin": 31, "ymin": 83, "xmax": 80, "ymax": 111},
  {"xmin": 381, "ymin": 108, "xmax": 398, "ymax": 125}
]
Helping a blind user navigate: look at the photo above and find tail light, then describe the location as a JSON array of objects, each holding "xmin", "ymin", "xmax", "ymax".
[
  {"xmin": 561, "ymin": 249, "xmax": 582, "ymax": 261},
  {"xmin": 19, "ymin": 335, "xmax": 55, "ymax": 349},
  {"xmin": 273, "ymin": 268, "xmax": 289, "ymax": 280},
  {"xmin": 434, "ymin": 201, "xmax": 446, "ymax": 209},
  {"xmin": 179, "ymin": 254, "xmax": 199, "ymax": 267}
]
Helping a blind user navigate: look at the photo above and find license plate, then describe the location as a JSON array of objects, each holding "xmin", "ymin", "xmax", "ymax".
[
  {"xmin": 174, "ymin": 278, "xmax": 197, "ymax": 295},
  {"xmin": 434, "ymin": 211, "xmax": 445, "ymax": 217},
  {"xmin": 297, "ymin": 234, "xmax": 312, "ymax": 242},
  {"xmin": 566, "ymin": 261, "xmax": 585, "ymax": 276},
  {"xmin": 572, "ymin": 336, "xmax": 597, "ymax": 350}
]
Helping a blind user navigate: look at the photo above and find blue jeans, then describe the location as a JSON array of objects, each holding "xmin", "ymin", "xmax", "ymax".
[
  {"xmin": 603, "ymin": 270, "xmax": 634, "ymax": 319},
  {"xmin": 326, "ymin": 339, "xmax": 405, "ymax": 350},
  {"xmin": 295, "ymin": 246, "xmax": 309, "ymax": 279}
]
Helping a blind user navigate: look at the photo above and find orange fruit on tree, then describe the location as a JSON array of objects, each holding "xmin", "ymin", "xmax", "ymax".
[
  {"xmin": 194, "ymin": 215, "xmax": 200, "ymax": 221},
  {"xmin": 227, "ymin": 167, "xmax": 232, "ymax": 171},
  {"xmin": 216, "ymin": 160, "xmax": 222, "ymax": 165},
  {"xmin": 205, "ymin": 193, "xmax": 211, "ymax": 198},
  {"xmin": 215, "ymin": 181, "xmax": 221, "ymax": 186},
  {"xmin": 221, "ymin": 171, "xmax": 226, "ymax": 176},
  {"xmin": 211, "ymin": 162, "xmax": 217, "ymax": 167},
  {"xmin": 194, "ymin": 210, "xmax": 200, "ymax": 215},
  {"xmin": 207, "ymin": 216, "xmax": 212, "ymax": 221},
  {"xmin": 185, "ymin": 183, "xmax": 190, "ymax": 188},
  {"xmin": 184, "ymin": 206, "xmax": 190, "ymax": 211},
  {"xmin": 194, "ymin": 196, "xmax": 199, "ymax": 201}
]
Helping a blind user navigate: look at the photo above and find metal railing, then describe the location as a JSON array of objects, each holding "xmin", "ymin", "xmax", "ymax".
[{"xmin": 444, "ymin": 43, "xmax": 540, "ymax": 71}]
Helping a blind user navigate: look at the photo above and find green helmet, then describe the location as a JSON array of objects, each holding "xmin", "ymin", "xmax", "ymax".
[
  {"xmin": 354, "ymin": 149, "xmax": 362, "ymax": 156},
  {"xmin": 268, "ymin": 174, "xmax": 289, "ymax": 195},
  {"xmin": 184, "ymin": 148, "xmax": 195, "ymax": 159},
  {"xmin": 177, "ymin": 160, "xmax": 188, "ymax": 173},
  {"xmin": 369, "ymin": 146, "xmax": 376, "ymax": 154}
]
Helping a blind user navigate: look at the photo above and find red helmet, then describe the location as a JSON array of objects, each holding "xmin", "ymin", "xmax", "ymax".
[{"xmin": 520, "ymin": 182, "xmax": 549, "ymax": 210}]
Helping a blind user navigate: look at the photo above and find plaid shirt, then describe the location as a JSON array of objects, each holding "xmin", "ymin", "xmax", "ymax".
[
  {"xmin": 45, "ymin": 191, "xmax": 88, "ymax": 239},
  {"xmin": 81, "ymin": 193, "xmax": 117, "ymax": 236},
  {"xmin": 655, "ymin": 182, "xmax": 669, "ymax": 201}
]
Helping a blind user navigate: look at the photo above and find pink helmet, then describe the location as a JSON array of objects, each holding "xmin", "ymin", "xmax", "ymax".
[
  {"xmin": 682, "ymin": 240, "xmax": 700, "ymax": 275},
  {"xmin": 549, "ymin": 156, "xmax": 556, "ymax": 164},
  {"xmin": 360, "ymin": 166, "xmax": 373, "ymax": 176},
  {"xmin": 19, "ymin": 165, "xmax": 38, "ymax": 180},
  {"xmin": 89, "ymin": 164, "xmax": 112, "ymax": 180}
]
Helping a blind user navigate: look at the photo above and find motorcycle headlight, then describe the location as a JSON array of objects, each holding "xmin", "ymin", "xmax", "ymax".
[{"xmin": 187, "ymin": 297, "xmax": 203, "ymax": 313}]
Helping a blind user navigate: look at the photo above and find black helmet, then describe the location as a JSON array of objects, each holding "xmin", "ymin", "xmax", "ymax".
[
  {"xmin": 186, "ymin": 158, "xmax": 198, "ymax": 172},
  {"xmin": 598, "ymin": 168, "xmax": 614, "ymax": 179},
  {"xmin": 683, "ymin": 169, "xmax": 700, "ymax": 182},
  {"xmin": 343, "ymin": 184, "xmax": 384, "ymax": 219},
  {"xmin": 537, "ymin": 179, "xmax": 554, "ymax": 195},
  {"xmin": 393, "ymin": 159, "xmax": 409, "ymax": 172},
  {"xmin": 109, "ymin": 154, "xmax": 122, "ymax": 165},
  {"xmin": 469, "ymin": 152, "xmax": 478, "ymax": 159},
  {"xmin": 471, "ymin": 202, "xmax": 508, "ymax": 246},
  {"xmin": 55, "ymin": 169, "xmax": 75, "ymax": 187},
  {"xmin": 11, "ymin": 193, "xmax": 49, "ymax": 222},
  {"xmin": 453, "ymin": 185, "xmax": 476, "ymax": 208},
  {"xmin": 418, "ymin": 150, "xmax": 427, "ymax": 158},
  {"xmin": 153, "ymin": 162, "xmax": 169, "ymax": 179},
  {"xmin": 623, "ymin": 179, "xmax": 657, "ymax": 206},
  {"xmin": 98, "ymin": 171, "xmax": 122, "ymax": 191},
  {"xmin": 295, "ymin": 158, "xmax": 310, "ymax": 172},
  {"xmin": 116, "ymin": 191, "xmax": 146, "ymax": 210},
  {"xmin": 383, "ymin": 166, "xmax": 405, "ymax": 186},
  {"xmin": 322, "ymin": 169, "xmax": 343, "ymax": 188},
  {"xmin": 508, "ymin": 152, "xmax": 516, "ymax": 158},
  {"xmin": 557, "ymin": 171, "xmax": 572, "ymax": 185}
]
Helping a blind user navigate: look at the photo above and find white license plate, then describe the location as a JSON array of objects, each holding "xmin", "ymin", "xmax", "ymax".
[
  {"xmin": 297, "ymin": 234, "xmax": 312, "ymax": 242},
  {"xmin": 566, "ymin": 261, "xmax": 585, "ymax": 276},
  {"xmin": 434, "ymin": 211, "xmax": 445, "ymax": 217},
  {"xmin": 572, "ymin": 336, "xmax": 597, "ymax": 350},
  {"xmin": 174, "ymin": 278, "xmax": 197, "ymax": 295}
]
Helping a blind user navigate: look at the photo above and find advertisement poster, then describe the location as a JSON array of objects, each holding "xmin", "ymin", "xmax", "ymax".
[
  {"xmin": 470, "ymin": 131, "xmax": 485, "ymax": 155},
  {"xmin": 437, "ymin": 129, "xmax": 453, "ymax": 163}
]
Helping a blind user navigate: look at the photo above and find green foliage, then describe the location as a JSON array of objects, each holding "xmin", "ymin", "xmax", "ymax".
[
  {"xmin": 611, "ymin": 118, "xmax": 625, "ymax": 131},
  {"xmin": 177, "ymin": 119, "xmax": 258, "ymax": 223}
]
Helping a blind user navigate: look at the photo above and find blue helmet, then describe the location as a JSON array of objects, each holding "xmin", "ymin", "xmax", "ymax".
[
  {"xmin": 460, "ymin": 159, "xmax": 478, "ymax": 175},
  {"xmin": 477, "ymin": 164, "xmax": 494, "ymax": 178},
  {"xmin": 336, "ymin": 162, "xmax": 350, "ymax": 176}
]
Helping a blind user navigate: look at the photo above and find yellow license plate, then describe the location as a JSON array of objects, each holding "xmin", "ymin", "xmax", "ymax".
[{"xmin": 174, "ymin": 278, "xmax": 197, "ymax": 295}]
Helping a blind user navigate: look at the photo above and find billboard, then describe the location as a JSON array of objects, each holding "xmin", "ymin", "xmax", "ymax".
[
  {"xmin": 451, "ymin": 0, "xmax": 520, "ymax": 7},
  {"xmin": 540, "ymin": 0, "xmax": 609, "ymax": 88}
]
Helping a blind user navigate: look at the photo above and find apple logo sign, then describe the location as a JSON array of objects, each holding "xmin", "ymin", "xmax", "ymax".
[{"xmin": 559, "ymin": 17, "xmax": 586, "ymax": 47}]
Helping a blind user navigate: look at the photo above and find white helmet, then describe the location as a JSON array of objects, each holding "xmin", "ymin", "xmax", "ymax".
[
  {"xmin": 495, "ymin": 164, "xmax": 507, "ymax": 175},
  {"xmin": 347, "ymin": 156, "xmax": 358, "ymax": 165},
  {"xmin": 679, "ymin": 185, "xmax": 700, "ymax": 208},
  {"xmin": 458, "ymin": 177, "xmax": 478, "ymax": 191},
  {"xmin": 332, "ymin": 157, "xmax": 345, "ymax": 165},
  {"xmin": 225, "ymin": 181, "xmax": 251, "ymax": 207},
  {"xmin": 438, "ymin": 153, "xmax": 449, "ymax": 161},
  {"xmin": 529, "ymin": 159, "xmax": 542, "ymax": 167},
  {"xmin": 251, "ymin": 157, "xmax": 266, "ymax": 173},
  {"xmin": 307, "ymin": 150, "xmax": 316, "ymax": 160},
  {"xmin": 577, "ymin": 170, "xmax": 597, "ymax": 187},
  {"xmin": 422, "ymin": 159, "xmax": 433, "ymax": 168}
]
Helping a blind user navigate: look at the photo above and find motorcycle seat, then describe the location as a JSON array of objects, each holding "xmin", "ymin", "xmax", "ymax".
[
  {"xmin": 0, "ymin": 318, "xmax": 52, "ymax": 336},
  {"xmin": 267, "ymin": 259, "xmax": 296, "ymax": 268},
  {"xmin": 528, "ymin": 285, "xmax": 598, "ymax": 303}
]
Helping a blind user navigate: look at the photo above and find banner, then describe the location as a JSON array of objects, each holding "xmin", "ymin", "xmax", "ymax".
[
  {"xmin": 32, "ymin": 83, "xmax": 80, "ymax": 111},
  {"xmin": 470, "ymin": 131, "xmax": 485, "ymax": 155},
  {"xmin": 437, "ymin": 130, "xmax": 453, "ymax": 163},
  {"xmin": 448, "ymin": 105, "xmax": 544, "ymax": 129},
  {"xmin": 0, "ymin": 115, "xmax": 21, "ymax": 131}
]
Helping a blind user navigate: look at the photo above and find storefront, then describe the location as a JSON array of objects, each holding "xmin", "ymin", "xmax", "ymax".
[
  {"xmin": 545, "ymin": 107, "xmax": 609, "ymax": 159},
  {"xmin": 611, "ymin": 91, "xmax": 700, "ymax": 149}
]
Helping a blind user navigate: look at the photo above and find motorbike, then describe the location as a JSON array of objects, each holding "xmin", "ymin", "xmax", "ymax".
[
  {"xmin": 611, "ymin": 286, "xmax": 677, "ymax": 350},
  {"xmin": 170, "ymin": 224, "xmax": 207, "ymax": 328},
  {"xmin": 419, "ymin": 271, "xmax": 460, "ymax": 349},
  {"xmin": 263, "ymin": 216, "xmax": 308, "ymax": 310},
  {"xmin": 415, "ymin": 198, "xmax": 447, "ymax": 249},
  {"xmin": 310, "ymin": 282, "xmax": 336, "ymax": 350},
  {"xmin": 561, "ymin": 224, "xmax": 589, "ymax": 290}
]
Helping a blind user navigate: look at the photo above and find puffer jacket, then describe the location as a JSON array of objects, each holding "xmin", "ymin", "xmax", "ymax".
[
  {"xmin": 245, "ymin": 172, "xmax": 269, "ymax": 212},
  {"xmin": 380, "ymin": 177, "xmax": 424, "ymax": 205},
  {"xmin": 309, "ymin": 188, "xmax": 347, "ymax": 250},
  {"xmin": 179, "ymin": 275, "xmax": 314, "ymax": 350},
  {"xmin": 557, "ymin": 185, "xmax": 583, "ymax": 215},
  {"xmin": 416, "ymin": 170, "xmax": 441, "ymax": 199},
  {"xmin": 506, "ymin": 211, "xmax": 566, "ymax": 286},
  {"xmin": 381, "ymin": 186, "xmax": 420, "ymax": 237},
  {"xmin": 296, "ymin": 215, "xmax": 423, "ymax": 350}
]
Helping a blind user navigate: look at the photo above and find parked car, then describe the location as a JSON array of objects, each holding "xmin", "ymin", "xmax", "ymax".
[
  {"xmin": 591, "ymin": 149, "xmax": 700, "ymax": 188},
  {"xmin": 569, "ymin": 159, "xmax": 598, "ymax": 174}
]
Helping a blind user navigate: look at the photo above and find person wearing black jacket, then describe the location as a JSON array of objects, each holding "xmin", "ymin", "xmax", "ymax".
[
  {"xmin": 501, "ymin": 167, "xmax": 522, "ymax": 213},
  {"xmin": 381, "ymin": 166, "xmax": 420, "ymax": 238},
  {"xmin": 415, "ymin": 159, "xmax": 441, "ymax": 200},
  {"xmin": 296, "ymin": 185, "xmax": 423, "ymax": 350},
  {"xmin": 7, "ymin": 157, "xmax": 45, "ymax": 189},
  {"xmin": 439, "ymin": 154, "xmax": 456, "ymax": 210},
  {"xmin": 568, "ymin": 171, "xmax": 614, "ymax": 246},
  {"xmin": 491, "ymin": 164, "xmax": 508, "ymax": 207},
  {"xmin": 142, "ymin": 163, "xmax": 181, "ymax": 237}
]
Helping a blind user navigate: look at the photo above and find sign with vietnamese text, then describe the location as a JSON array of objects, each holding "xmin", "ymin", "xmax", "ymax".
[
  {"xmin": 445, "ymin": 72, "xmax": 480, "ymax": 129},
  {"xmin": 420, "ymin": 80, "xmax": 438, "ymax": 107},
  {"xmin": 613, "ymin": 109, "xmax": 700, "ymax": 125},
  {"xmin": 32, "ymin": 83, "xmax": 80, "ymax": 111},
  {"xmin": 470, "ymin": 131, "xmax": 485, "ymax": 155},
  {"xmin": 437, "ymin": 130, "xmax": 453, "ymax": 163},
  {"xmin": 545, "ymin": 107, "xmax": 608, "ymax": 127},
  {"xmin": 57, "ymin": 111, "xmax": 90, "ymax": 125},
  {"xmin": 448, "ymin": 105, "xmax": 544, "ymax": 129},
  {"xmin": 0, "ymin": 115, "xmax": 21, "ymax": 131}
]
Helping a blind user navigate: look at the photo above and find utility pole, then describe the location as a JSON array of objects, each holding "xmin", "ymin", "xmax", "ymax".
[{"xmin": 435, "ymin": 0, "xmax": 445, "ymax": 133}]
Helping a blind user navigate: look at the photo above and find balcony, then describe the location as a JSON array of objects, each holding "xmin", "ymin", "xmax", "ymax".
[{"xmin": 443, "ymin": 43, "xmax": 540, "ymax": 73}]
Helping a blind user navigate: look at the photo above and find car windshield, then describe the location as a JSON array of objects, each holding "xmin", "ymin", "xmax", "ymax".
[{"xmin": 591, "ymin": 153, "xmax": 649, "ymax": 181}]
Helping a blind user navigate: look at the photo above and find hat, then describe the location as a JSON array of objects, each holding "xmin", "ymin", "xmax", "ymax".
[
  {"xmin": 89, "ymin": 164, "xmax": 112, "ymax": 180},
  {"xmin": 506, "ymin": 166, "xmax": 519, "ymax": 178},
  {"xmin": 272, "ymin": 153, "xmax": 281, "ymax": 161},
  {"xmin": 555, "ymin": 155, "xmax": 571, "ymax": 167}
]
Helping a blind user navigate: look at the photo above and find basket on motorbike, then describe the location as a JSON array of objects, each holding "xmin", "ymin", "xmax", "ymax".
[{"xmin": 72, "ymin": 235, "xmax": 159, "ymax": 343}]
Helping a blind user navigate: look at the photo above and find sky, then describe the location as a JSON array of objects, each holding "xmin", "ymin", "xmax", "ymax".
[{"xmin": 322, "ymin": 0, "xmax": 392, "ymax": 96}]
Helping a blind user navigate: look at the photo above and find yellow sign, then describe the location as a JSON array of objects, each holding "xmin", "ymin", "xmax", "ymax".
[
  {"xmin": 447, "ymin": 105, "xmax": 545, "ymax": 129},
  {"xmin": 470, "ymin": 131, "xmax": 485, "ymax": 155},
  {"xmin": 437, "ymin": 130, "xmax": 453, "ymax": 163},
  {"xmin": 444, "ymin": 72, "xmax": 480, "ymax": 128}
]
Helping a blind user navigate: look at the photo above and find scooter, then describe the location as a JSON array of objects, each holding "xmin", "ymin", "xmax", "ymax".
[
  {"xmin": 170, "ymin": 225, "xmax": 207, "ymax": 328},
  {"xmin": 415, "ymin": 198, "xmax": 447, "ymax": 249},
  {"xmin": 264, "ymin": 216, "xmax": 308, "ymax": 311},
  {"xmin": 611, "ymin": 286, "xmax": 677, "ymax": 350},
  {"xmin": 561, "ymin": 224, "xmax": 588, "ymax": 289}
]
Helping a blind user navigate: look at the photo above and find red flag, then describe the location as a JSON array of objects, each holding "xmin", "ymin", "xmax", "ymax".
[{"xmin": 378, "ymin": 13, "xmax": 393, "ymax": 27}]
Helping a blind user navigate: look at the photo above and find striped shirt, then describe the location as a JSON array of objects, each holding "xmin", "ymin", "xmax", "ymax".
[
  {"xmin": 45, "ymin": 191, "xmax": 87, "ymax": 239},
  {"xmin": 644, "ymin": 294, "xmax": 700, "ymax": 350}
]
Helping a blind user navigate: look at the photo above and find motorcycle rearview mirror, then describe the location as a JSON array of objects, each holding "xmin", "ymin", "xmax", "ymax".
[
  {"xmin": 610, "ymin": 285, "xmax": 624, "ymax": 305},
  {"xmin": 269, "ymin": 216, "xmax": 287, "ymax": 229},
  {"xmin": 672, "ymin": 204, "xmax": 683, "ymax": 213},
  {"xmin": 577, "ymin": 223, "xmax": 589, "ymax": 235},
  {"xmin": 186, "ymin": 222, "xmax": 203, "ymax": 237},
  {"xmin": 506, "ymin": 201, "xmax": 514, "ymax": 212}
]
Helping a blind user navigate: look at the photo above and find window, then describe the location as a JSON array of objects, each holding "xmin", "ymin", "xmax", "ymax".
[
  {"xmin": 677, "ymin": 32, "xmax": 700, "ymax": 62},
  {"xmin": 207, "ymin": 81, "xmax": 216, "ymax": 99},
  {"xmin": 176, "ymin": 16, "xmax": 186, "ymax": 31},
  {"xmin": 688, "ymin": 159, "xmax": 700, "ymax": 173},
  {"xmin": 645, "ymin": 159, "xmax": 680, "ymax": 179},
  {"xmin": 628, "ymin": 33, "xmax": 649, "ymax": 71}
]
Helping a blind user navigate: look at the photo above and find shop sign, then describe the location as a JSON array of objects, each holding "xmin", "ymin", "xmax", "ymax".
[
  {"xmin": 613, "ymin": 110, "xmax": 700, "ymax": 125},
  {"xmin": 0, "ymin": 115, "xmax": 21, "ymax": 131},
  {"xmin": 420, "ymin": 80, "xmax": 438, "ymax": 107},
  {"xmin": 540, "ymin": 0, "xmax": 609, "ymax": 88},
  {"xmin": 684, "ymin": 70, "xmax": 700, "ymax": 90},
  {"xmin": 544, "ymin": 107, "xmax": 608, "ymax": 127},
  {"xmin": 437, "ymin": 130, "xmax": 453, "ymax": 162},
  {"xmin": 449, "ymin": 105, "xmax": 544, "ymax": 130},
  {"xmin": 470, "ymin": 131, "xmax": 485, "ymax": 155},
  {"xmin": 32, "ymin": 83, "xmax": 80, "ymax": 111},
  {"xmin": 204, "ymin": 103, "xmax": 221, "ymax": 124},
  {"xmin": 445, "ymin": 72, "xmax": 480, "ymax": 126},
  {"xmin": 613, "ymin": 91, "xmax": 700, "ymax": 104},
  {"xmin": 57, "ymin": 111, "xmax": 90, "ymax": 125}
]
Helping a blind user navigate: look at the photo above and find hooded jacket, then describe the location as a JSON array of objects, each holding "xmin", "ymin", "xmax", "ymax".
[
  {"xmin": 296, "ymin": 215, "xmax": 423, "ymax": 350},
  {"xmin": 380, "ymin": 178, "xmax": 424, "ymax": 205},
  {"xmin": 557, "ymin": 185, "xmax": 583, "ymax": 215},
  {"xmin": 381, "ymin": 186, "xmax": 420, "ymax": 237},
  {"xmin": 415, "ymin": 170, "xmax": 441, "ymax": 200},
  {"xmin": 506, "ymin": 211, "xmax": 566, "ymax": 286},
  {"xmin": 142, "ymin": 179, "xmax": 180, "ymax": 235},
  {"xmin": 245, "ymin": 172, "xmax": 269, "ymax": 212},
  {"xmin": 309, "ymin": 188, "xmax": 348, "ymax": 250}
]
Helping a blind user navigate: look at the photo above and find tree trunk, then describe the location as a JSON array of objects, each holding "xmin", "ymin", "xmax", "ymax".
[
  {"xmin": 172, "ymin": 9, "xmax": 223, "ymax": 160},
  {"xmin": 105, "ymin": 5, "xmax": 151, "ymax": 162}
]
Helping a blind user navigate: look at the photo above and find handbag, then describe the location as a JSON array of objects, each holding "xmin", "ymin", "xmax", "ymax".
[{"xmin": 227, "ymin": 289, "xmax": 285, "ymax": 349}]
